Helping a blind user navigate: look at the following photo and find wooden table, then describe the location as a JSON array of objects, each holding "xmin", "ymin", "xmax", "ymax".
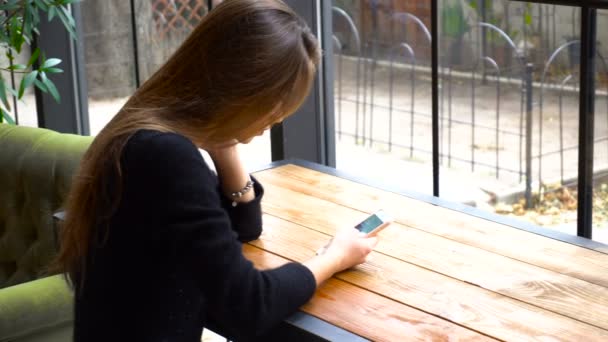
[{"xmin": 246, "ymin": 160, "xmax": 608, "ymax": 341}]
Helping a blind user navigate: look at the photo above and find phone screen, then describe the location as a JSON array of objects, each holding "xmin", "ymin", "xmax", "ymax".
[{"xmin": 355, "ymin": 214, "xmax": 384, "ymax": 234}]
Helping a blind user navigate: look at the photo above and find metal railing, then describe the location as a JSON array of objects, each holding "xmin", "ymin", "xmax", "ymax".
[{"xmin": 331, "ymin": 1, "xmax": 608, "ymax": 238}]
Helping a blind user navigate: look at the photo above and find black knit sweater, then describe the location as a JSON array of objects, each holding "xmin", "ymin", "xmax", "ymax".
[{"xmin": 73, "ymin": 130, "xmax": 316, "ymax": 341}]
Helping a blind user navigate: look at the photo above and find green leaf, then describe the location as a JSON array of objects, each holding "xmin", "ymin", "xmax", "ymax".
[
  {"xmin": 33, "ymin": 0, "xmax": 49, "ymax": 11},
  {"xmin": 45, "ymin": 67, "xmax": 63, "ymax": 74},
  {"xmin": 28, "ymin": 48, "xmax": 41, "ymax": 67},
  {"xmin": 48, "ymin": 6, "xmax": 57, "ymax": 21},
  {"xmin": 6, "ymin": 86, "xmax": 18, "ymax": 98},
  {"xmin": 0, "ymin": 2, "xmax": 21, "ymax": 11},
  {"xmin": 56, "ymin": 9, "xmax": 77, "ymax": 40},
  {"xmin": 5, "ymin": 50, "xmax": 14, "ymax": 62},
  {"xmin": 41, "ymin": 58, "xmax": 61, "ymax": 69},
  {"xmin": 60, "ymin": 6, "xmax": 75, "ymax": 27},
  {"xmin": 1, "ymin": 108, "xmax": 16, "ymax": 125},
  {"xmin": 31, "ymin": 7, "xmax": 41, "ymax": 26},
  {"xmin": 18, "ymin": 70, "xmax": 38, "ymax": 98},
  {"xmin": 8, "ymin": 64, "xmax": 27, "ymax": 70},
  {"xmin": 40, "ymin": 72, "xmax": 60, "ymax": 103},
  {"xmin": 0, "ymin": 78, "xmax": 11, "ymax": 109},
  {"xmin": 9, "ymin": 17, "xmax": 25, "ymax": 53},
  {"xmin": 34, "ymin": 78, "xmax": 48, "ymax": 93}
]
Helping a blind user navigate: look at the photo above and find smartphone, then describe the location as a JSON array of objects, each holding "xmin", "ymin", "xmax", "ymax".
[
  {"xmin": 316, "ymin": 210, "xmax": 392, "ymax": 255},
  {"xmin": 355, "ymin": 210, "xmax": 393, "ymax": 236}
]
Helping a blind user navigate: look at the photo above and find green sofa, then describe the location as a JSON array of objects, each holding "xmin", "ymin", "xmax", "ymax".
[{"xmin": 0, "ymin": 124, "xmax": 92, "ymax": 342}]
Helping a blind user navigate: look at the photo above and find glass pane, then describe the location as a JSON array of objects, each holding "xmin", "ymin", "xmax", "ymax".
[
  {"xmin": 330, "ymin": 1, "xmax": 588, "ymax": 236},
  {"xmin": 593, "ymin": 9, "xmax": 608, "ymax": 243},
  {"xmin": 438, "ymin": 1, "xmax": 580, "ymax": 235},
  {"xmin": 81, "ymin": 0, "xmax": 138, "ymax": 135},
  {"xmin": 332, "ymin": 0, "xmax": 434, "ymax": 195},
  {"xmin": 136, "ymin": 0, "xmax": 209, "ymax": 82},
  {"xmin": 81, "ymin": 0, "xmax": 270, "ymax": 168}
]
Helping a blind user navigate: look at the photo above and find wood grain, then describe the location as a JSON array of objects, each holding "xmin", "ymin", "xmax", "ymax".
[
  {"xmin": 254, "ymin": 165, "xmax": 608, "ymax": 287},
  {"xmin": 243, "ymin": 245, "xmax": 494, "ymax": 342},
  {"xmin": 253, "ymin": 173, "xmax": 608, "ymax": 331},
  {"xmin": 249, "ymin": 215, "xmax": 608, "ymax": 341}
]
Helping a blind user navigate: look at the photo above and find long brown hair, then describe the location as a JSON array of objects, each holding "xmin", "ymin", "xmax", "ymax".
[{"xmin": 52, "ymin": 0, "xmax": 320, "ymax": 287}]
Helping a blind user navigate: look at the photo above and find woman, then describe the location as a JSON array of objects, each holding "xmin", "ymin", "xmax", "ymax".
[{"xmin": 54, "ymin": 0, "xmax": 378, "ymax": 341}]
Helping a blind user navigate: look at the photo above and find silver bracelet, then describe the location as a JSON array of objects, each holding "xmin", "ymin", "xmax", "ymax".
[{"xmin": 230, "ymin": 179, "xmax": 255, "ymax": 207}]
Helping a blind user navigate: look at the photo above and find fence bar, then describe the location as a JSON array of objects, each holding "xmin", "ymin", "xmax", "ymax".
[
  {"xmin": 510, "ymin": 0, "xmax": 608, "ymax": 9},
  {"xmin": 525, "ymin": 64, "xmax": 534, "ymax": 209},
  {"xmin": 431, "ymin": 0, "xmax": 439, "ymax": 197},
  {"xmin": 480, "ymin": 0, "xmax": 488, "ymax": 84},
  {"xmin": 577, "ymin": 7, "xmax": 596, "ymax": 239}
]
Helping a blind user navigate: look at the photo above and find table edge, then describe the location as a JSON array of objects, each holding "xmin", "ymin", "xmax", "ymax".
[{"xmin": 254, "ymin": 159, "xmax": 608, "ymax": 255}]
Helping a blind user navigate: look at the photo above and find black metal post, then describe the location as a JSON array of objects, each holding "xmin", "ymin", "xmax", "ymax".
[
  {"xmin": 129, "ymin": 0, "xmax": 141, "ymax": 88},
  {"xmin": 577, "ymin": 7, "xmax": 596, "ymax": 239},
  {"xmin": 431, "ymin": 0, "xmax": 440, "ymax": 197},
  {"xmin": 271, "ymin": 0, "xmax": 335, "ymax": 166},
  {"xmin": 271, "ymin": 124, "xmax": 285, "ymax": 161},
  {"xmin": 525, "ymin": 63, "xmax": 534, "ymax": 209}
]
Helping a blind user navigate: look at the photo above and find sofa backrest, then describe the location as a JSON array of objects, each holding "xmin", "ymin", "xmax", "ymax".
[{"xmin": 0, "ymin": 125, "xmax": 92, "ymax": 289}]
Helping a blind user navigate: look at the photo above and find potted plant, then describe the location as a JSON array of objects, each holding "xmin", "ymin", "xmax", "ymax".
[{"xmin": 0, "ymin": 0, "xmax": 78, "ymax": 124}]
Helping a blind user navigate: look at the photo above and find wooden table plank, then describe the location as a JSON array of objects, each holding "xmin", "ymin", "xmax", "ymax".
[
  {"xmin": 254, "ymin": 165, "xmax": 608, "ymax": 287},
  {"xmin": 254, "ymin": 174, "xmax": 608, "ymax": 331},
  {"xmin": 250, "ymin": 214, "xmax": 608, "ymax": 342},
  {"xmin": 243, "ymin": 245, "xmax": 493, "ymax": 342}
]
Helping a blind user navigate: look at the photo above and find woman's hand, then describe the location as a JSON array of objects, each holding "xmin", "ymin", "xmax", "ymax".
[
  {"xmin": 324, "ymin": 227, "xmax": 378, "ymax": 271},
  {"xmin": 304, "ymin": 227, "xmax": 378, "ymax": 287}
]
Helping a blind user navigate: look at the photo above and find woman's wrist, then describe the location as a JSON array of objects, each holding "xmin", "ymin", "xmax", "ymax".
[
  {"xmin": 208, "ymin": 145, "xmax": 256, "ymax": 203},
  {"xmin": 303, "ymin": 252, "xmax": 343, "ymax": 287}
]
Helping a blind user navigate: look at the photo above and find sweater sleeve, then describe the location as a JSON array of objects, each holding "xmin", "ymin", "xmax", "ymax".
[
  {"xmin": 218, "ymin": 176, "xmax": 265, "ymax": 242},
  {"xmin": 124, "ymin": 131, "xmax": 317, "ymax": 339}
]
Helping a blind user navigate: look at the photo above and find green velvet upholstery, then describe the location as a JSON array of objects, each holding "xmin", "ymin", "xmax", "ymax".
[
  {"xmin": 0, "ymin": 275, "xmax": 73, "ymax": 341},
  {"xmin": 0, "ymin": 125, "xmax": 92, "ymax": 287},
  {"xmin": 0, "ymin": 124, "xmax": 93, "ymax": 341}
]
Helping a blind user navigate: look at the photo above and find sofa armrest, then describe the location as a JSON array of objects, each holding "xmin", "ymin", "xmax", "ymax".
[{"xmin": 0, "ymin": 275, "xmax": 73, "ymax": 341}]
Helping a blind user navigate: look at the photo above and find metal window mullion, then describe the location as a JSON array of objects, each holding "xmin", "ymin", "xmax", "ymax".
[
  {"xmin": 320, "ymin": 0, "xmax": 336, "ymax": 167},
  {"xmin": 129, "ymin": 0, "xmax": 141, "ymax": 88},
  {"xmin": 270, "ymin": 0, "xmax": 334, "ymax": 166},
  {"xmin": 577, "ymin": 7, "xmax": 596, "ymax": 239},
  {"xmin": 431, "ymin": 0, "xmax": 440, "ymax": 197},
  {"xmin": 271, "ymin": 125, "xmax": 285, "ymax": 161}
]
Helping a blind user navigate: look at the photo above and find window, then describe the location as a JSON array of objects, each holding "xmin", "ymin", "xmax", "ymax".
[
  {"xmin": 593, "ymin": 9, "xmax": 608, "ymax": 243},
  {"xmin": 328, "ymin": 1, "xmax": 608, "ymax": 240},
  {"xmin": 81, "ymin": 0, "xmax": 139, "ymax": 134},
  {"xmin": 79, "ymin": 0, "xmax": 270, "ymax": 168}
]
